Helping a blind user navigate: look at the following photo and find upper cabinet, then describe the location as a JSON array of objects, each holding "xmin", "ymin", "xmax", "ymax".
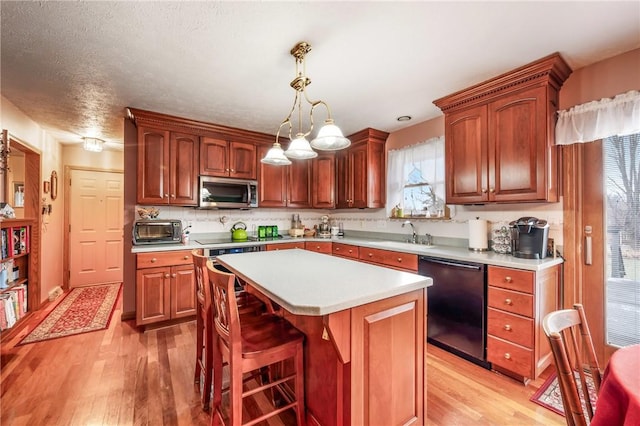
[
  {"xmin": 137, "ymin": 126, "xmax": 199, "ymax": 206},
  {"xmin": 200, "ymin": 137, "xmax": 257, "ymax": 180},
  {"xmin": 434, "ymin": 53, "xmax": 572, "ymax": 204},
  {"xmin": 337, "ymin": 128, "xmax": 388, "ymax": 209},
  {"xmin": 257, "ymin": 144, "xmax": 312, "ymax": 208},
  {"xmin": 312, "ymin": 152, "xmax": 336, "ymax": 209}
]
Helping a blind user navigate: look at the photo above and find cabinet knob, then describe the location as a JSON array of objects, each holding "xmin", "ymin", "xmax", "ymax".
[
  {"xmin": 230, "ymin": 169, "xmax": 235, "ymax": 172},
  {"xmin": 504, "ymin": 324, "xmax": 512, "ymax": 331},
  {"xmin": 489, "ymin": 188, "xmax": 495, "ymax": 193},
  {"xmin": 164, "ymin": 273, "xmax": 170, "ymax": 278},
  {"xmin": 171, "ymin": 273, "xmax": 177, "ymax": 278},
  {"xmin": 316, "ymin": 246, "xmax": 320, "ymax": 249},
  {"xmin": 225, "ymin": 168, "xmax": 230, "ymax": 172},
  {"xmin": 505, "ymin": 276, "xmax": 513, "ymax": 283},
  {"xmin": 348, "ymin": 250, "xmax": 353, "ymax": 253},
  {"xmin": 368, "ymin": 253, "xmax": 373, "ymax": 257},
  {"xmin": 481, "ymin": 188, "xmax": 487, "ymax": 194},
  {"xmin": 183, "ymin": 255, "xmax": 189, "ymax": 260},
  {"xmin": 171, "ymin": 194, "xmax": 176, "ymax": 198},
  {"xmin": 505, "ymin": 298, "xmax": 513, "ymax": 305},
  {"xmin": 164, "ymin": 194, "xmax": 169, "ymax": 198},
  {"xmin": 335, "ymin": 247, "xmax": 340, "ymax": 251},
  {"xmin": 397, "ymin": 258, "xmax": 402, "ymax": 262},
  {"xmin": 151, "ymin": 258, "xmax": 157, "ymax": 263},
  {"xmin": 504, "ymin": 353, "xmax": 511, "ymax": 360}
]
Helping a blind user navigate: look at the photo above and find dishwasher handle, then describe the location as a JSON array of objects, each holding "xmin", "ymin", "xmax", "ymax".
[{"xmin": 420, "ymin": 256, "xmax": 483, "ymax": 271}]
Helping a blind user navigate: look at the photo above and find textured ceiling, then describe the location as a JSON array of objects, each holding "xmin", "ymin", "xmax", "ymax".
[{"xmin": 1, "ymin": 1, "xmax": 639, "ymax": 151}]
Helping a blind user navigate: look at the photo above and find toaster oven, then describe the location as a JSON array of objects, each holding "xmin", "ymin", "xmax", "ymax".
[{"xmin": 133, "ymin": 220, "xmax": 183, "ymax": 245}]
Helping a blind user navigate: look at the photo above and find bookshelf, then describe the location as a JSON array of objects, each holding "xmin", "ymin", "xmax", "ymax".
[{"xmin": 0, "ymin": 219, "xmax": 36, "ymax": 336}]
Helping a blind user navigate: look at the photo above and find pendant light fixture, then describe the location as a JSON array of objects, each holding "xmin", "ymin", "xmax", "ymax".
[
  {"xmin": 261, "ymin": 41, "xmax": 350, "ymax": 166},
  {"xmin": 83, "ymin": 137, "xmax": 105, "ymax": 152}
]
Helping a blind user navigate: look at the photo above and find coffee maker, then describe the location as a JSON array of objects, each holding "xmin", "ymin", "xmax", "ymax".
[{"xmin": 509, "ymin": 217, "xmax": 549, "ymax": 259}]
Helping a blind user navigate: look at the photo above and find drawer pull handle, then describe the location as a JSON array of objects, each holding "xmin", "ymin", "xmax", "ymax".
[
  {"xmin": 504, "ymin": 353, "xmax": 511, "ymax": 360},
  {"xmin": 505, "ymin": 276, "xmax": 513, "ymax": 283},
  {"xmin": 316, "ymin": 246, "xmax": 320, "ymax": 249},
  {"xmin": 151, "ymin": 258, "xmax": 157, "ymax": 263},
  {"xmin": 504, "ymin": 324, "xmax": 512, "ymax": 331},
  {"xmin": 348, "ymin": 250, "xmax": 353, "ymax": 253},
  {"xmin": 183, "ymin": 255, "xmax": 189, "ymax": 260},
  {"xmin": 397, "ymin": 258, "xmax": 402, "ymax": 262},
  {"xmin": 335, "ymin": 247, "xmax": 340, "ymax": 251},
  {"xmin": 368, "ymin": 253, "xmax": 373, "ymax": 257},
  {"xmin": 505, "ymin": 298, "xmax": 513, "ymax": 305}
]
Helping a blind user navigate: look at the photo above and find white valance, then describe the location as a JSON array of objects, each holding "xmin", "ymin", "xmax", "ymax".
[{"xmin": 555, "ymin": 90, "xmax": 640, "ymax": 145}]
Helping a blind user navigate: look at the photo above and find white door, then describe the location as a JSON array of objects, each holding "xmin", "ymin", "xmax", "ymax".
[{"xmin": 69, "ymin": 169, "xmax": 124, "ymax": 287}]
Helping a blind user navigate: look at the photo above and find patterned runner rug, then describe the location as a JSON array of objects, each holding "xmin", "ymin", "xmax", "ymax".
[
  {"xmin": 18, "ymin": 283, "xmax": 120, "ymax": 345},
  {"xmin": 530, "ymin": 372, "xmax": 597, "ymax": 417}
]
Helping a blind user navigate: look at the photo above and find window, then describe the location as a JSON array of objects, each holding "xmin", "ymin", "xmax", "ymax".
[{"xmin": 387, "ymin": 136, "xmax": 446, "ymax": 218}]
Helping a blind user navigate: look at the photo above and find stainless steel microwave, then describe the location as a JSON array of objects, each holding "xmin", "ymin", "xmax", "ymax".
[
  {"xmin": 199, "ymin": 176, "xmax": 258, "ymax": 209},
  {"xmin": 133, "ymin": 220, "xmax": 182, "ymax": 245}
]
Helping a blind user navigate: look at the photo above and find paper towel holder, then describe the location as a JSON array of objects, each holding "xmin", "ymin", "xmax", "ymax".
[{"xmin": 468, "ymin": 217, "xmax": 490, "ymax": 252}]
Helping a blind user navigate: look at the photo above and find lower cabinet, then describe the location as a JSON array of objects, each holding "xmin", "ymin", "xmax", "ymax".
[
  {"xmin": 304, "ymin": 241, "xmax": 332, "ymax": 254},
  {"xmin": 332, "ymin": 242, "xmax": 360, "ymax": 259},
  {"xmin": 358, "ymin": 246, "xmax": 418, "ymax": 272},
  {"xmin": 486, "ymin": 264, "xmax": 560, "ymax": 382},
  {"xmin": 265, "ymin": 242, "xmax": 306, "ymax": 251},
  {"xmin": 136, "ymin": 250, "xmax": 196, "ymax": 326}
]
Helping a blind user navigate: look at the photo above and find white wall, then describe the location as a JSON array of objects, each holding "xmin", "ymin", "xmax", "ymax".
[{"xmin": 1, "ymin": 96, "xmax": 64, "ymax": 303}]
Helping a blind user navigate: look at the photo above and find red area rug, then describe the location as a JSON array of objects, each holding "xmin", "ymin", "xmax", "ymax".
[
  {"xmin": 18, "ymin": 283, "xmax": 120, "ymax": 345},
  {"xmin": 530, "ymin": 372, "xmax": 597, "ymax": 417}
]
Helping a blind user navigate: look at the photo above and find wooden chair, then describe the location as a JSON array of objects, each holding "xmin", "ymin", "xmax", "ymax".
[
  {"xmin": 193, "ymin": 249, "xmax": 269, "ymax": 411},
  {"xmin": 207, "ymin": 261, "xmax": 306, "ymax": 426},
  {"xmin": 542, "ymin": 303, "xmax": 603, "ymax": 426}
]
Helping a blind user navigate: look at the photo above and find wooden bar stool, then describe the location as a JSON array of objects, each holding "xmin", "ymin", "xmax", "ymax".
[
  {"xmin": 207, "ymin": 262, "xmax": 306, "ymax": 426},
  {"xmin": 192, "ymin": 249, "xmax": 269, "ymax": 412}
]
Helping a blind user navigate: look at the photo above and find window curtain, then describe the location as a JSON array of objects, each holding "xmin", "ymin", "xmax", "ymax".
[
  {"xmin": 387, "ymin": 136, "xmax": 445, "ymax": 215},
  {"xmin": 556, "ymin": 90, "xmax": 640, "ymax": 145}
]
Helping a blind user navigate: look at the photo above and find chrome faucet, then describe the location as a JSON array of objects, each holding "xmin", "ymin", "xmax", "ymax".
[{"xmin": 402, "ymin": 220, "xmax": 418, "ymax": 244}]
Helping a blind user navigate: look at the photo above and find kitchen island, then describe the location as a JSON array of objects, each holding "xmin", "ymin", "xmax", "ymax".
[{"xmin": 216, "ymin": 249, "xmax": 432, "ymax": 426}]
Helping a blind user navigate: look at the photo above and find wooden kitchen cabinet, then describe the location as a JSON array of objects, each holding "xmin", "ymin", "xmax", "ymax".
[
  {"xmin": 137, "ymin": 126, "xmax": 199, "ymax": 205},
  {"xmin": 332, "ymin": 242, "xmax": 359, "ymax": 259},
  {"xmin": 265, "ymin": 242, "xmax": 306, "ymax": 251},
  {"xmin": 304, "ymin": 241, "xmax": 332, "ymax": 254},
  {"xmin": 434, "ymin": 53, "xmax": 571, "ymax": 204},
  {"xmin": 136, "ymin": 251, "xmax": 196, "ymax": 326},
  {"xmin": 311, "ymin": 152, "xmax": 336, "ymax": 209},
  {"xmin": 257, "ymin": 144, "xmax": 312, "ymax": 208},
  {"xmin": 336, "ymin": 128, "xmax": 388, "ymax": 209},
  {"xmin": 200, "ymin": 137, "xmax": 257, "ymax": 180},
  {"xmin": 486, "ymin": 264, "xmax": 560, "ymax": 382},
  {"xmin": 358, "ymin": 247, "xmax": 418, "ymax": 272}
]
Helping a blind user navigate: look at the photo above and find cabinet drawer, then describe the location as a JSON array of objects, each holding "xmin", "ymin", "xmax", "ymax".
[
  {"xmin": 333, "ymin": 243, "xmax": 359, "ymax": 259},
  {"xmin": 487, "ymin": 335, "xmax": 532, "ymax": 378},
  {"xmin": 137, "ymin": 250, "xmax": 193, "ymax": 269},
  {"xmin": 487, "ymin": 308, "xmax": 534, "ymax": 348},
  {"xmin": 488, "ymin": 266, "xmax": 534, "ymax": 293},
  {"xmin": 488, "ymin": 287, "xmax": 533, "ymax": 317},
  {"xmin": 266, "ymin": 242, "xmax": 305, "ymax": 251},
  {"xmin": 358, "ymin": 247, "xmax": 418, "ymax": 271},
  {"xmin": 305, "ymin": 241, "xmax": 332, "ymax": 254}
]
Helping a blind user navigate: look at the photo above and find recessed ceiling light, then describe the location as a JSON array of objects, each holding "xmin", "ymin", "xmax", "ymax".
[{"xmin": 397, "ymin": 115, "xmax": 412, "ymax": 122}]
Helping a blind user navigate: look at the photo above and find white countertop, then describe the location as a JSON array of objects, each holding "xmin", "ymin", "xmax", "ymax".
[
  {"xmin": 132, "ymin": 235, "xmax": 562, "ymax": 272},
  {"xmin": 216, "ymin": 249, "xmax": 432, "ymax": 316}
]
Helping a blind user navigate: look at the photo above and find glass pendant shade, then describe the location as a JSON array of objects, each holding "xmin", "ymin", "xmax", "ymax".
[
  {"xmin": 284, "ymin": 133, "xmax": 318, "ymax": 159},
  {"xmin": 83, "ymin": 137, "xmax": 104, "ymax": 152},
  {"xmin": 261, "ymin": 142, "xmax": 292, "ymax": 165},
  {"xmin": 310, "ymin": 120, "xmax": 351, "ymax": 151}
]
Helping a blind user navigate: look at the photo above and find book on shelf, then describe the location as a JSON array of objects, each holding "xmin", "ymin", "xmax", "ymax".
[
  {"xmin": 1, "ymin": 228, "xmax": 8, "ymax": 260},
  {"xmin": 0, "ymin": 284, "xmax": 28, "ymax": 330}
]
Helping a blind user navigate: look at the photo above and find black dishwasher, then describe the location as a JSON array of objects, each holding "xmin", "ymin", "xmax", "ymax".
[{"xmin": 419, "ymin": 256, "xmax": 490, "ymax": 369}]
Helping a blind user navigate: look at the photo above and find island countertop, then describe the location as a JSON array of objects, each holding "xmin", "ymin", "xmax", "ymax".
[{"xmin": 216, "ymin": 248, "xmax": 432, "ymax": 316}]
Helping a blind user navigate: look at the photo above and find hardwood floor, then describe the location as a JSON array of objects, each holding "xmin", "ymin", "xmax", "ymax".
[{"xmin": 1, "ymin": 293, "xmax": 565, "ymax": 425}]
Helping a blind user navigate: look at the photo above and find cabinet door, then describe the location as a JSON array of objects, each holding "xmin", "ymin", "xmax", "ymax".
[
  {"xmin": 200, "ymin": 137, "xmax": 229, "ymax": 177},
  {"xmin": 312, "ymin": 152, "xmax": 335, "ymax": 208},
  {"xmin": 171, "ymin": 264, "xmax": 197, "ymax": 318},
  {"xmin": 350, "ymin": 145, "xmax": 369, "ymax": 208},
  {"xmin": 137, "ymin": 126, "xmax": 170, "ymax": 204},
  {"xmin": 445, "ymin": 105, "xmax": 489, "ymax": 204},
  {"xmin": 169, "ymin": 133, "xmax": 199, "ymax": 205},
  {"xmin": 288, "ymin": 160, "xmax": 312, "ymax": 208},
  {"xmin": 336, "ymin": 150, "xmax": 351, "ymax": 208},
  {"xmin": 364, "ymin": 138, "xmax": 386, "ymax": 208},
  {"xmin": 136, "ymin": 267, "xmax": 171, "ymax": 325},
  {"xmin": 489, "ymin": 86, "xmax": 549, "ymax": 202},
  {"xmin": 258, "ymin": 145, "xmax": 287, "ymax": 207},
  {"xmin": 229, "ymin": 141, "xmax": 257, "ymax": 180}
]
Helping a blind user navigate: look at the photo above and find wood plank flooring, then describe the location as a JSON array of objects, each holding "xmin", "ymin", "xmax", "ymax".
[{"xmin": 1, "ymin": 292, "xmax": 565, "ymax": 425}]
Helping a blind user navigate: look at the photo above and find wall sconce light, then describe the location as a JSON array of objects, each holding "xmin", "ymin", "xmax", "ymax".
[{"xmin": 83, "ymin": 137, "xmax": 104, "ymax": 152}]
